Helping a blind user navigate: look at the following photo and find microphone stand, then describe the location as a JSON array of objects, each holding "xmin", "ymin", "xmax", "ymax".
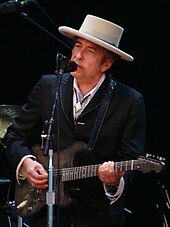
[
  {"xmin": 3, "ymin": 1, "xmax": 74, "ymax": 225},
  {"xmin": 42, "ymin": 54, "xmax": 67, "ymax": 227}
]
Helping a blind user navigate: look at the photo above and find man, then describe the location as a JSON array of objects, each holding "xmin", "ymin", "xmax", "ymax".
[{"xmin": 4, "ymin": 14, "xmax": 145, "ymax": 226}]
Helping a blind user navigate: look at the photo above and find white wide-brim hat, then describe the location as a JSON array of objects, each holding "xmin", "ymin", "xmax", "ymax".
[{"xmin": 58, "ymin": 14, "xmax": 133, "ymax": 62}]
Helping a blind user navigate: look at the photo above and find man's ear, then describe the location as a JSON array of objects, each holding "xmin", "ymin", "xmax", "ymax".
[{"xmin": 101, "ymin": 59, "xmax": 113, "ymax": 72}]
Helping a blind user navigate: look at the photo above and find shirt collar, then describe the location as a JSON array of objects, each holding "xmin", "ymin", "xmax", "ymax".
[{"xmin": 73, "ymin": 74, "xmax": 106, "ymax": 98}]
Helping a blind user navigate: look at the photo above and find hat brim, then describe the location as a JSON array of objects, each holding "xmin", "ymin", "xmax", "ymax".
[{"xmin": 59, "ymin": 26, "xmax": 134, "ymax": 62}]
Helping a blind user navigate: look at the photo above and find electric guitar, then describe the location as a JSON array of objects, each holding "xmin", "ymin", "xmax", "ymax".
[{"xmin": 15, "ymin": 142, "xmax": 165, "ymax": 218}]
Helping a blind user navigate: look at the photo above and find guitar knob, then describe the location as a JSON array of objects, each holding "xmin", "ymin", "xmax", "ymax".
[
  {"xmin": 27, "ymin": 206, "xmax": 33, "ymax": 211},
  {"xmin": 17, "ymin": 200, "xmax": 28, "ymax": 209}
]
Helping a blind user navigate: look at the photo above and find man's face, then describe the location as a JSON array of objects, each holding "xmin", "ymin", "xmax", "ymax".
[{"xmin": 70, "ymin": 38, "xmax": 112, "ymax": 82}]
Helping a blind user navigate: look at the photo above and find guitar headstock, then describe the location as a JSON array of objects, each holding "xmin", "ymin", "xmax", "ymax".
[{"xmin": 136, "ymin": 154, "xmax": 166, "ymax": 173}]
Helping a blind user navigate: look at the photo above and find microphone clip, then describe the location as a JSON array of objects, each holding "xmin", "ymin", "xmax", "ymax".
[{"xmin": 55, "ymin": 53, "xmax": 77, "ymax": 75}]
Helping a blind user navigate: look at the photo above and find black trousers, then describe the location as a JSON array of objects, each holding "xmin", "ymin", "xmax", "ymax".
[
  {"xmin": 26, "ymin": 201, "xmax": 125, "ymax": 227},
  {"xmin": 27, "ymin": 206, "xmax": 109, "ymax": 227}
]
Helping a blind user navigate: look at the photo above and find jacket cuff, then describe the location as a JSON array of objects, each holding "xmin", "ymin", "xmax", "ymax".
[
  {"xmin": 104, "ymin": 177, "xmax": 125, "ymax": 204},
  {"xmin": 16, "ymin": 155, "xmax": 36, "ymax": 184}
]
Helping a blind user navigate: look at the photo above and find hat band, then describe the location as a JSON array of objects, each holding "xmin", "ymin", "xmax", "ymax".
[{"xmin": 80, "ymin": 27, "xmax": 117, "ymax": 47}]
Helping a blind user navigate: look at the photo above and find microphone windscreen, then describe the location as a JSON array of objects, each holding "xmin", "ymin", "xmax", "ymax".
[{"xmin": 65, "ymin": 61, "xmax": 77, "ymax": 72}]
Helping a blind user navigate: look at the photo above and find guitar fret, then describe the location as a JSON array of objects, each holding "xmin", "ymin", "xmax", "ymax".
[
  {"xmin": 89, "ymin": 165, "xmax": 92, "ymax": 177},
  {"xmin": 88, "ymin": 166, "xmax": 91, "ymax": 177},
  {"xmin": 73, "ymin": 167, "xmax": 77, "ymax": 180},
  {"xmin": 94, "ymin": 165, "xmax": 99, "ymax": 177},
  {"xmin": 120, "ymin": 162, "xmax": 123, "ymax": 171},
  {"xmin": 125, "ymin": 160, "xmax": 128, "ymax": 171},
  {"xmin": 115, "ymin": 162, "xmax": 121, "ymax": 172},
  {"xmin": 115, "ymin": 162, "xmax": 117, "ymax": 172},
  {"xmin": 82, "ymin": 166, "xmax": 86, "ymax": 178},
  {"xmin": 131, "ymin": 160, "xmax": 134, "ymax": 170},
  {"xmin": 76, "ymin": 166, "xmax": 80, "ymax": 179},
  {"xmin": 73, "ymin": 167, "xmax": 76, "ymax": 180},
  {"xmin": 124, "ymin": 160, "xmax": 129, "ymax": 171}
]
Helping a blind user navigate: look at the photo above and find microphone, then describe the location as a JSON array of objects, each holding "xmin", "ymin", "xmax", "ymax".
[
  {"xmin": 56, "ymin": 54, "xmax": 77, "ymax": 73},
  {"xmin": 0, "ymin": 0, "xmax": 32, "ymax": 15}
]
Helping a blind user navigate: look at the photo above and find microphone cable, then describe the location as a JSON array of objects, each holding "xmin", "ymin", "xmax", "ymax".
[{"xmin": 19, "ymin": 0, "xmax": 72, "ymax": 50}]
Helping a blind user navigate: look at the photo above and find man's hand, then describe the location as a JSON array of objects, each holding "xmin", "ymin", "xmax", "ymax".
[
  {"xmin": 98, "ymin": 161, "xmax": 125, "ymax": 186},
  {"xmin": 20, "ymin": 157, "xmax": 48, "ymax": 189}
]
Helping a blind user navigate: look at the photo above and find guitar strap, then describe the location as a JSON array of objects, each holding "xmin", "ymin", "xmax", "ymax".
[{"xmin": 87, "ymin": 76, "xmax": 117, "ymax": 153}]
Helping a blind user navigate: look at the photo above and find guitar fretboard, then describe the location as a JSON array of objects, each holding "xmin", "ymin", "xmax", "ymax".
[{"xmin": 53, "ymin": 160, "xmax": 141, "ymax": 182}]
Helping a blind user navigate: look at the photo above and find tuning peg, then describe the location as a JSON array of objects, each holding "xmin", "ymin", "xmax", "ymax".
[
  {"xmin": 146, "ymin": 153, "xmax": 166, "ymax": 162},
  {"xmin": 146, "ymin": 153, "xmax": 154, "ymax": 158},
  {"xmin": 159, "ymin": 157, "xmax": 166, "ymax": 162}
]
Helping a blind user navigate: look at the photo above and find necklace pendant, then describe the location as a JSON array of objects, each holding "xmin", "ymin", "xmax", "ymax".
[{"xmin": 74, "ymin": 101, "xmax": 82, "ymax": 113}]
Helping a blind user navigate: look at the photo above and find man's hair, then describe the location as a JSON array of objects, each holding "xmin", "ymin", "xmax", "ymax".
[{"xmin": 104, "ymin": 50, "xmax": 120, "ymax": 74}]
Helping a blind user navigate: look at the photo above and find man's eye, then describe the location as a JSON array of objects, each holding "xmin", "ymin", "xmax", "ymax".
[
  {"xmin": 89, "ymin": 49, "xmax": 95, "ymax": 54},
  {"xmin": 75, "ymin": 44, "xmax": 81, "ymax": 48}
]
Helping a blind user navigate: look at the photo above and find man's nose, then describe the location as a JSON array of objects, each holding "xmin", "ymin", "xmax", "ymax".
[{"xmin": 74, "ymin": 47, "xmax": 85, "ymax": 59}]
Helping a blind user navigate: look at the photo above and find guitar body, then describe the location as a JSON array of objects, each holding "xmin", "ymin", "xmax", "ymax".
[
  {"xmin": 15, "ymin": 141, "xmax": 87, "ymax": 218},
  {"xmin": 15, "ymin": 141, "xmax": 165, "ymax": 218}
]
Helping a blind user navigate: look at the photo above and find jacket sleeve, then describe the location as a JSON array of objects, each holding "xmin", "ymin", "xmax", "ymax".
[
  {"xmin": 3, "ymin": 76, "xmax": 43, "ymax": 176},
  {"xmin": 118, "ymin": 90, "xmax": 146, "ymax": 189}
]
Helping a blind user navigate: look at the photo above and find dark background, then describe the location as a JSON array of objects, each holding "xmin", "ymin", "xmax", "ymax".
[{"xmin": 0, "ymin": 0, "xmax": 170, "ymax": 226}]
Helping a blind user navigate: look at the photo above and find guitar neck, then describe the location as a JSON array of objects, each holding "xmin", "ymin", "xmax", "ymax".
[{"xmin": 59, "ymin": 159, "xmax": 140, "ymax": 182}]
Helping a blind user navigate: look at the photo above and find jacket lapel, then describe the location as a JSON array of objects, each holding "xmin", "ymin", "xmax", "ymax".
[{"xmin": 59, "ymin": 74, "xmax": 74, "ymax": 126}]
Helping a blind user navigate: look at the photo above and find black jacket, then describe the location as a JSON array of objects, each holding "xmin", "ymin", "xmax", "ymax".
[{"xmin": 4, "ymin": 73, "xmax": 145, "ymax": 226}]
